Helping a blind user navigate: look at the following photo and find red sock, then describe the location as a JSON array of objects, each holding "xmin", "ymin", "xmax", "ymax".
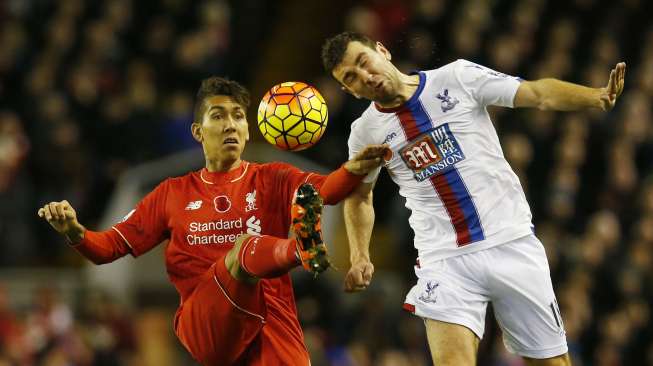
[{"xmin": 238, "ymin": 235, "xmax": 300, "ymax": 278}]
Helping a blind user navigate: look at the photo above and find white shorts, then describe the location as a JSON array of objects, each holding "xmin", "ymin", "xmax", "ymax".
[{"xmin": 404, "ymin": 234, "xmax": 568, "ymax": 359}]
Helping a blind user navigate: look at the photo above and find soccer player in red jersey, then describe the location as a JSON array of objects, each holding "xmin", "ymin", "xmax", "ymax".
[{"xmin": 37, "ymin": 76, "xmax": 387, "ymax": 365}]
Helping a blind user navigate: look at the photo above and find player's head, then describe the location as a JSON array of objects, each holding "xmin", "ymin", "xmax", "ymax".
[
  {"xmin": 322, "ymin": 31, "xmax": 401, "ymax": 104},
  {"xmin": 191, "ymin": 76, "xmax": 250, "ymax": 165}
]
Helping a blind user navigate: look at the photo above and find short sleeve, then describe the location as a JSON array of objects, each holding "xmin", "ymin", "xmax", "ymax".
[
  {"xmin": 454, "ymin": 60, "xmax": 522, "ymax": 108},
  {"xmin": 348, "ymin": 118, "xmax": 381, "ymax": 183},
  {"xmin": 112, "ymin": 180, "xmax": 170, "ymax": 257}
]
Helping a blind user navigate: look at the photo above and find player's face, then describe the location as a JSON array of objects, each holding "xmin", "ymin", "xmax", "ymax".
[
  {"xmin": 332, "ymin": 41, "xmax": 400, "ymax": 103},
  {"xmin": 192, "ymin": 95, "xmax": 249, "ymax": 164}
]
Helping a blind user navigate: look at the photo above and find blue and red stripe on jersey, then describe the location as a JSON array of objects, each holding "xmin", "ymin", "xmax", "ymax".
[
  {"xmin": 375, "ymin": 72, "xmax": 431, "ymax": 140},
  {"xmin": 383, "ymin": 71, "xmax": 485, "ymax": 246},
  {"xmin": 429, "ymin": 167, "xmax": 484, "ymax": 245}
]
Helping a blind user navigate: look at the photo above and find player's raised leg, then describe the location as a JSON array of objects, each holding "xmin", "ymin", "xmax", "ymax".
[
  {"xmin": 225, "ymin": 182, "xmax": 330, "ymax": 281},
  {"xmin": 425, "ymin": 319, "xmax": 479, "ymax": 366},
  {"xmin": 178, "ymin": 229, "xmax": 317, "ymax": 365},
  {"xmin": 175, "ymin": 250, "xmax": 267, "ymax": 365},
  {"xmin": 177, "ymin": 183, "xmax": 328, "ymax": 364},
  {"xmin": 225, "ymin": 233, "xmax": 300, "ymax": 282}
]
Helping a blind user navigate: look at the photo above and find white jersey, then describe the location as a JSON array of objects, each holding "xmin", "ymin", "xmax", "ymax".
[{"xmin": 348, "ymin": 59, "xmax": 534, "ymax": 265}]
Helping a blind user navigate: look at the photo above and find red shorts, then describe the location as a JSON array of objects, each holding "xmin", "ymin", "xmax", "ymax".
[{"xmin": 174, "ymin": 256, "xmax": 310, "ymax": 365}]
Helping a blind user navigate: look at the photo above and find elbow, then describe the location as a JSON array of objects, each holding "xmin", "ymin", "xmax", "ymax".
[
  {"xmin": 533, "ymin": 95, "xmax": 555, "ymax": 111},
  {"xmin": 538, "ymin": 100, "xmax": 556, "ymax": 111},
  {"xmin": 519, "ymin": 80, "xmax": 554, "ymax": 110}
]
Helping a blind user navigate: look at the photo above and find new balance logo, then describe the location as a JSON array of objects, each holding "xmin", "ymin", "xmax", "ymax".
[{"xmin": 185, "ymin": 200, "xmax": 203, "ymax": 210}]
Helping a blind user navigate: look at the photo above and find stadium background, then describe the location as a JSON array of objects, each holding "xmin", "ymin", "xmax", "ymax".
[{"xmin": 1, "ymin": 0, "xmax": 653, "ymax": 365}]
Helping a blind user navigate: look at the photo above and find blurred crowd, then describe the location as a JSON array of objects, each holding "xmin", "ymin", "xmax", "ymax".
[
  {"xmin": 1, "ymin": 0, "xmax": 653, "ymax": 365},
  {"xmin": 0, "ymin": 0, "xmax": 262, "ymax": 265},
  {"xmin": 0, "ymin": 283, "xmax": 198, "ymax": 366},
  {"xmin": 0, "ymin": 285, "xmax": 133, "ymax": 365}
]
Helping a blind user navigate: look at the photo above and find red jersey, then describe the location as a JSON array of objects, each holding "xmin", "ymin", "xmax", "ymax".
[
  {"xmin": 69, "ymin": 157, "xmax": 367, "ymax": 364},
  {"xmin": 110, "ymin": 161, "xmax": 325, "ymax": 351}
]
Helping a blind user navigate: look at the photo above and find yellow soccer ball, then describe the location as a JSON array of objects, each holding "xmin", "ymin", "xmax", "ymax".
[{"xmin": 257, "ymin": 81, "xmax": 328, "ymax": 151}]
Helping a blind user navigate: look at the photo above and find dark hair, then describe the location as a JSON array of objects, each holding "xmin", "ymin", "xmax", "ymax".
[
  {"xmin": 193, "ymin": 76, "xmax": 251, "ymax": 123},
  {"xmin": 321, "ymin": 31, "xmax": 376, "ymax": 74}
]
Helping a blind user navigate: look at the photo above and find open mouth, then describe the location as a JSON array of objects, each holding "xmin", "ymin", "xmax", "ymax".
[{"xmin": 223, "ymin": 137, "xmax": 238, "ymax": 145}]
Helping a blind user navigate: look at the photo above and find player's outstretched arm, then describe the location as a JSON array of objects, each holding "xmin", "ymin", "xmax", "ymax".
[
  {"xmin": 343, "ymin": 180, "xmax": 376, "ymax": 292},
  {"xmin": 37, "ymin": 201, "xmax": 130, "ymax": 264},
  {"xmin": 514, "ymin": 62, "xmax": 626, "ymax": 111}
]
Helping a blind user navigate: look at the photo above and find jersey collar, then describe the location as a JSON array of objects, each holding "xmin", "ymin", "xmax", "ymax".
[
  {"xmin": 200, "ymin": 161, "xmax": 250, "ymax": 184},
  {"xmin": 374, "ymin": 71, "xmax": 426, "ymax": 113}
]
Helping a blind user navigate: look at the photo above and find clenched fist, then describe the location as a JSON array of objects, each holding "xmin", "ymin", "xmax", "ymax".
[
  {"xmin": 344, "ymin": 259, "xmax": 375, "ymax": 292},
  {"xmin": 37, "ymin": 200, "xmax": 85, "ymax": 243}
]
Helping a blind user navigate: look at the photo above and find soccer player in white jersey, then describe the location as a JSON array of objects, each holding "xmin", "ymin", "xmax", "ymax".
[{"xmin": 321, "ymin": 32, "xmax": 626, "ymax": 366}]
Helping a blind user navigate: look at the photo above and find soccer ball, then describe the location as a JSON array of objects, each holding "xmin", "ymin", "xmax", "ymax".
[{"xmin": 257, "ymin": 81, "xmax": 328, "ymax": 151}]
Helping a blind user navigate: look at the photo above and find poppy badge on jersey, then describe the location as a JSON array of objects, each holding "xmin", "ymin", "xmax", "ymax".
[{"xmin": 213, "ymin": 195, "xmax": 232, "ymax": 213}]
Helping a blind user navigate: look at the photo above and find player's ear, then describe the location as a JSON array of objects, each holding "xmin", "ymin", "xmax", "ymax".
[
  {"xmin": 191, "ymin": 122, "xmax": 203, "ymax": 143},
  {"xmin": 376, "ymin": 42, "xmax": 391, "ymax": 61}
]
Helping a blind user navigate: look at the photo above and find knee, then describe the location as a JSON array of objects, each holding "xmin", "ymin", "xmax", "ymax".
[{"xmin": 426, "ymin": 320, "xmax": 478, "ymax": 366}]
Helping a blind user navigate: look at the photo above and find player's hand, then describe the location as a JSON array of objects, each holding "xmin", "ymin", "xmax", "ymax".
[
  {"xmin": 600, "ymin": 62, "xmax": 626, "ymax": 111},
  {"xmin": 37, "ymin": 200, "xmax": 85, "ymax": 242},
  {"xmin": 344, "ymin": 259, "xmax": 374, "ymax": 292},
  {"xmin": 344, "ymin": 144, "xmax": 390, "ymax": 175}
]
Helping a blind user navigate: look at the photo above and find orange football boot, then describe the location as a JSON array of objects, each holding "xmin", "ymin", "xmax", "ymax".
[{"xmin": 291, "ymin": 183, "xmax": 330, "ymax": 274}]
